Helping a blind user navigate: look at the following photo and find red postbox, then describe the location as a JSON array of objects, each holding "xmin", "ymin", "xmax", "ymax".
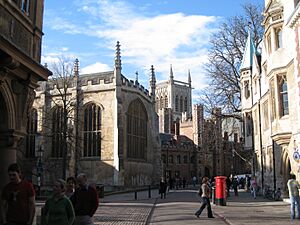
[{"xmin": 215, "ymin": 176, "xmax": 227, "ymax": 206}]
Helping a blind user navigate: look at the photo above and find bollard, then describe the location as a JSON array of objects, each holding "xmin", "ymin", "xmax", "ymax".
[
  {"xmin": 148, "ymin": 185, "xmax": 151, "ymax": 198},
  {"xmin": 211, "ymin": 187, "xmax": 215, "ymax": 204},
  {"xmin": 134, "ymin": 191, "xmax": 137, "ymax": 200}
]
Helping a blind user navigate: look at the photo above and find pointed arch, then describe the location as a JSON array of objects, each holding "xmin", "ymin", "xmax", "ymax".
[
  {"xmin": 127, "ymin": 98, "xmax": 148, "ymax": 159},
  {"xmin": 83, "ymin": 102, "xmax": 102, "ymax": 157},
  {"xmin": 51, "ymin": 106, "xmax": 64, "ymax": 158},
  {"xmin": 26, "ymin": 108, "xmax": 38, "ymax": 158}
]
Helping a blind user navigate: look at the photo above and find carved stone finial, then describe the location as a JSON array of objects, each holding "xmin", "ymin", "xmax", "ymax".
[
  {"xmin": 115, "ymin": 41, "xmax": 122, "ymax": 70},
  {"xmin": 170, "ymin": 64, "xmax": 174, "ymax": 80},
  {"xmin": 74, "ymin": 58, "xmax": 79, "ymax": 76}
]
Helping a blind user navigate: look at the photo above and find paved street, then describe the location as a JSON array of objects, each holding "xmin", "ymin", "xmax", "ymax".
[
  {"xmin": 35, "ymin": 187, "xmax": 298, "ymax": 225},
  {"xmin": 95, "ymin": 187, "xmax": 299, "ymax": 225}
]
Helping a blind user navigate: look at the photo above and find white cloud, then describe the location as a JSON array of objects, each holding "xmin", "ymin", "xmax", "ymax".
[
  {"xmin": 81, "ymin": 62, "xmax": 112, "ymax": 74},
  {"xmin": 44, "ymin": 0, "xmax": 219, "ymax": 91}
]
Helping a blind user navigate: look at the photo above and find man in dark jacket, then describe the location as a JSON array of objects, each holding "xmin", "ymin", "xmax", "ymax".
[{"xmin": 70, "ymin": 173, "xmax": 99, "ymax": 225}]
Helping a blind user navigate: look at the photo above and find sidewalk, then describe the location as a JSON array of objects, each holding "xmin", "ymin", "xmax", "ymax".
[{"xmin": 213, "ymin": 190, "xmax": 295, "ymax": 225}]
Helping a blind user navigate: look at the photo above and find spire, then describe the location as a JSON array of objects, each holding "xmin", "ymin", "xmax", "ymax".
[
  {"xmin": 74, "ymin": 58, "xmax": 79, "ymax": 77},
  {"xmin": 115, "ymin": 41, "xmax": 122, "ymax": 70},
  {"xmin": 188, "ymin": 69, "xmax": 191, "ymax": 87},
  {"xmin": 240, "ymin": 25, "xmax": 257, "ymax": 72},
  {"xmin": 149, "ymin": 65, "xmax": 156, "ymax": 99},
  {"xmin": 114, "ymin": 41, "xmax": 122, "ymax": 86},
  {"xmin": 170, "ymin": 64, "xmax": 174, "ymax": 81}
]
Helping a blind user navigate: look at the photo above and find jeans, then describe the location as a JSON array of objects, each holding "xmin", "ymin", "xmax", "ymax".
[
  {"xmin": 74, "ymin": 215, "xmax": 94, "ymax": 225},
  {"xmin": 195, "ymin": 197, "xmax": 213, "ymax": 218},
  {"xmin": 290, "ymin": 196, "xmax": 300, "ymax": 219}
]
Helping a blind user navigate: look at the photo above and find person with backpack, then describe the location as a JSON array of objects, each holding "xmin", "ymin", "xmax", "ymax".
[{"xmin": 194, "ymin": 177, "xmax": 214, "ymax": 218}]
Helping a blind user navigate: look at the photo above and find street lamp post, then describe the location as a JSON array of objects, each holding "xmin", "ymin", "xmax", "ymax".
[{"xmin": 36, "ymin": 146, "xmax": 44, "ymax": 196}]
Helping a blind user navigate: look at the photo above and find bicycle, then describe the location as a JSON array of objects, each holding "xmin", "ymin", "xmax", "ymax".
[{"xmin": 263, "ymin": 186, "xmax": 281, "ymax": 200}]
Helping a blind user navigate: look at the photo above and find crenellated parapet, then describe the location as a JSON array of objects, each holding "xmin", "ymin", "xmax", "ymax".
[{"xmin": 121, "ymin": 75, "xmax": 152, "ymax": 100}]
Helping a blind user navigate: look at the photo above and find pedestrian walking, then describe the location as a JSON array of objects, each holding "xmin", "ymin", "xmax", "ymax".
[
  {"xmin": 232, "ymin": 176, "xmax": 239, "ymax": 196},
  {"xmin": 194, "ymin": 177, "xmax": 214, "ymax": 218},
  {"xmin": 192, "ymin": 176, "xmax": 197, "ymax": 187},
  {"xmin": 287, "ymin": 173, "xmax": 300, "ymax": 220},
  {"xmin": 159, "ymin": 177, "xmax": 167, "ymax": 199},
  {"xmin": 70, "ymin": 173, "xmax": 99, "ymax": 225},
  {"xmin": 1, "ymin": 163, "xmax": 35, "ymax": 225},
  {"xmin": 65, "ymin": 176, "xmax": 76, "ymax": 198},
  {"xmin": 42, "ymin": 179, "xmax": 75, "ymax": 225},
  {"xmin": 250, "ymin": 176, "xmax": 258, "ymax": 199}
]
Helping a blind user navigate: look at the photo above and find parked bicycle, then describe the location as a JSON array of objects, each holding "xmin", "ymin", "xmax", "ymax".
[{"xmin": 263, "ymin": 186, "xmax": 281, "ymax": 200}]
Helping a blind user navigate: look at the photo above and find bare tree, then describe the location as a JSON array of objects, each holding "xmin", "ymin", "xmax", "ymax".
[
  {"xmin": 199, "ymin": 3, "xmax": 264, "ymax": 114},
  {"xmin": 41, "ymin": 57, "xmax": 81, "ymax": 179}
]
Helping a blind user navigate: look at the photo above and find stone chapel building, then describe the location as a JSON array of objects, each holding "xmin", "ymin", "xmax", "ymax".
[{"xmin": 26, "ymin": 42, "xmax": 162, "ymax": 189}]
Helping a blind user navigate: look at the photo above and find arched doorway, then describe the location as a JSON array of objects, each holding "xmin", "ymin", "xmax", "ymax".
[
  {"xmin": 0, "ymin": 90, "xmax": 10, "ymax": 188},
  {"xmin": 281, "ymin": 150, "xmax": 291, "ymax": 195}
]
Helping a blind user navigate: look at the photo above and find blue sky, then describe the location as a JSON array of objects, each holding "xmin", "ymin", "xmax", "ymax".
[{"xmin": 42, "ymin": 0, "xmax": 263, "ymax": 93}]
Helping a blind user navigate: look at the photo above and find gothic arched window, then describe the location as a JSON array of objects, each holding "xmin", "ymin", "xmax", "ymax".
[
  {"xmin": 127, "ymin": 99, "xmax": 148, "ymax": 160},
  {"xmin": 156, "ymin": 97, "xmax": 159, "ymax": 111},
  {"xmin": 180, "ymin": 96, "xmax": 183, "ymax": 112},
  {"xmin": 175, "ymin": 95, "xmax": 179, "ymax": 111},
  {"xmin": 160, "ymin": 96, "xmax": 164, "ymax": 109},
  {"xmin": 183, "ymin": 155, "xmax": 188, "ymax": 163},
  {"xmin": 165, "ymin": 95, "xmax": 168, "ymax": 108},
  {"xmin": 26, "ymin": 108, "xmax": 38, "ymax": 158},
  {"xmin": 83, "ymin": 103, "xmax": 101, "ymax": 157},
  {"xmin": 279, "ymin": 77, "xmax": 289, "ymax": 116},
  {"xmin": 52, "ymin": 107, "xmax": 64, "ymax": 158}
]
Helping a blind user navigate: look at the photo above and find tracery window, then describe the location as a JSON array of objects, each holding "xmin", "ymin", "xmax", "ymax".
[
  {"xmin": 179, "ymin": 96, "xmax": 183, "ymax": 112},
  {"xmin": 279, "ymin": 76, "xmax": 289, "ymax": 116},
  {"xmin": 165, "ymin": 95, "xmax": 168, "ymax": 108},
  {"xmin": 169, "ymin": 155, "xmax": 174, "ymax": 164},
  {"xmin": 83, "ymin": 103, "xmax": 101, "ymax": 157},
  {"xmin": 52, "ymin": 107, "xmax": 64, "ymax": 158},
  {"xmin": 175, "ymin": 95, "xmax": 179, "ymax": 111},
  {"xmin": 156, "ymin": 97, "xmax": 159, "ymax": 111},
  {"xmin": 26, "ymin": 108, "xmax": 37, "ymax": 158},
  {"xmin": 127, "ymin": 99, "xmax": 148, "ymax": 160}
]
